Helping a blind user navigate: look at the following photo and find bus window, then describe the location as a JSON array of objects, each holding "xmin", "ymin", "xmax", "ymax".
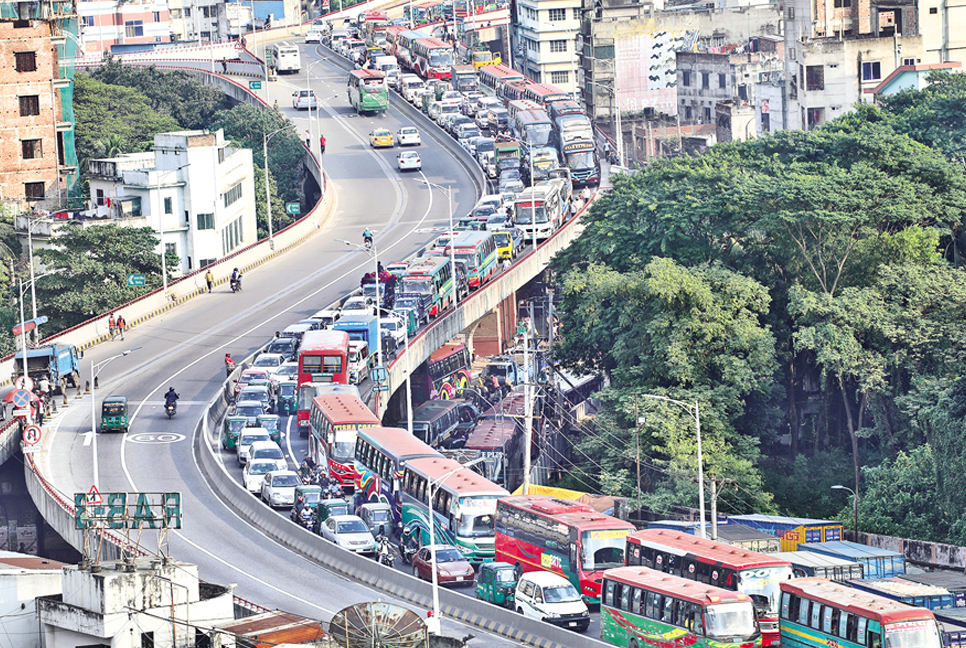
[
  {"xmin": 604, "ymin": 580, "xmax": 615, "ymax": 607},
  {"xmin": 646, "ymin": 591, "xmax": 660, "ymax": 618}
]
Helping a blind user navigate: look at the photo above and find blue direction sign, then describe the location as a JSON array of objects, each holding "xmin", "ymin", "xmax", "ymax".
[
  {"xmin": 285, "ymin": 202, "xmax": 300, "ymax": 215},
  {"xmin": 250, "ymin": 80, "xmax": 262, "ymax": 90},
  {"xmin": 127, "ymin": 274, "xmax": 146, "ymax": 287},
  {"xmin": 12, "ymin": 389, "xmax": 31, "ymax": 409}
]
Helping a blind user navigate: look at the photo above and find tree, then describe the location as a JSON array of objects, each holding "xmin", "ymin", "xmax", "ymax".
[
  {"xmin": 31, "ymin": 225, "xmax": 174, "ymax": 330},
  {"xmin": 877, "ymin": 70, "xmax": 966, "ymax": 162}
]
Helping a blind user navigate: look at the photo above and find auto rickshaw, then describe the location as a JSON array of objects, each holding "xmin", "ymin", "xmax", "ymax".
[
  {"xmin": 475, "ymin": 561, "xmax": 518, "ymax": 607},
  {"xmin": 222, "ymin": 416, "xmax": 248, "ymax": 449},
  {"xmin": 290, "ymin": 484, "xmax": 323, "ymax": 522},
  {"xmin": 100, "ymin": 396, "xmax": 128, "ymax": 433},
  {"xmin": 357, "ymin": 502, "xmax": 393, "ymax": 538},
  {"xmin": 257, "ymin": 414, "xmax": 281, "ymax": 443},
  {"xmin": 275, "ymin": 380, "xmax": 297, "ymax": 415},
  {"xmin": 312, "ymin": 497, "xmax": 350, "ymax": 534}
]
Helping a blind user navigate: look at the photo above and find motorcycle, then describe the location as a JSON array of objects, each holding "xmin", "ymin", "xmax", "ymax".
[
  {"xmin": 398, "ymin": 523, "xmax": 419, "ymax": 565},
  {"xmin": 298, "ymin": 507, "xmax": 314, "ymax": 529},
  {"xmin": 164, "ymin": 402, "xmax": 177, "ymax": 419},
  {"xmin": 230, "ymin": 275, "xmax": 243, "ymax": 292},
  {"xmin": 364, "ymin": 237, "xmax": 373, "ymax": 251},
  {"xmin": 377, "ymin": 539, "xmax": 395, "ymax": 567}
]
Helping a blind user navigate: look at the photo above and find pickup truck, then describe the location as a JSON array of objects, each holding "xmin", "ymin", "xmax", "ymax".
[{"xmin": 13, "ymin": 343, "xmax": 81, "ymax": 394}]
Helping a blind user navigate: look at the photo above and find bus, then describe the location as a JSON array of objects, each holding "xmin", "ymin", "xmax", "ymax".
[
  {"xmin": 409, "ymin": 398, "xmax": 478, "ymax": 447},
  {"xmin": 395, "ymin": 29, "xmax": 432, "ymax": 70},
  {"xmin": 463, "ymin": 418, "xmax": 521, "ymax": 490},
  {"xmin": 779, "ymin": 578, "xmax": 942, "ymax": 648},
  {"xmin": 495, "ymin": 495, "xmax": 637, "ymax": 605},
  {"xmin": 601, "ymin": 566, "xmax": 762, "ymax": 648},
  {"xmin": 506, "ymin": 99, "xmax": 544, "ymax": 123},
  {"xmin": 523, "ymin": 82, "xmax": 570, "ymax": 107},
  {"xmin": 400, "ymin": 455, "xmax": 509, "ymax": 563},
  {"xmin": 271, "ymin": 42, "xmax": 301, "ymax": 73},
  {"xmin": 501, "ymin": 79, "xmax": 530, "ymax": 104},
  {"xmin": 363, "ymin": 10, "xmax": 389, "ymax": 43},
  {"xmin": 400, "ymin": 255, "xmax": 454, "ymax": 318},
  {"xmin": 444, "ymin": 230, "xmax": 498, "ymax": 289},
  {"xmin": 347, "ymin": 69, "xmax": 389, "ymax": 114},
  {"xmin": 478, "ymin": 63, "xmax": 525, "ymax": 93},
  {"xmin": 560, "ymin": 139, "xmax": 601, "ymax": 187},
  {"xmin": 296, "ymin": 330, "xmax": 350, "ymax": 430},
  {"xmin": 308, "ymin": 394, "xmax": 380, "ymax": 492},
  {"xmin": 404, "ymin": 1, "xmax": 438, "ymax": 25},
  {"xmin": 412, "ymin": 341, "xmax": 472, "ymax": 402},
  {"xmin": 626, "ymin": 529, "xmax": 794, "ymax": 647},
  {"xmin": 353, "ymin": 426, "xmax": 437, "ymax": 524},
  {"xmin": 513, "ymin": 108, "xmax": 554, "ymax": 147},
  {"xmin": 412, "ymin": 37, "xmax": 454, "ymax": 79},
  {"xmin": 513, "ymin": 180, "xmax": 567, "ymax": 241}
]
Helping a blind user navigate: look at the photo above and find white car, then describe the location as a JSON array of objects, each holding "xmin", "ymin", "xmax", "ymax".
[
  {"xmin": 237, "ymin": 429, "xmax": 271, "ymax": 465},
  {"xmin": 309, "ymin": 307, "xmax": 341, "ymax": 328},
  {"xmin": 260, "ymin": 470, "xmax": 301, "ymax": 508},
  {"xmin": 319, "ymin": 515, "xmax": 378, "ymax": 554},
  {"xmin": 305, "ymin": 28, "xmax": 323, "ymax": 43},
  {"xmin": 251, "ymin": 352, "xmax": 286, "ymax": 377},
  {"xmin": 515, "ymin": 571, "xmax": 590, "ymax": 631},
  {"xmin": 342, "ymin": 295, "xmax": 372, "ymax": 313},
  {"xmin": 397, "ymin": 126, "xmax": 421, "ymax": 146},
  {"xmin": 247, "ymin": 440, "xmax": 287, "ymax": 471},
  {"xmin": 475, "ymin": 109, "xmax": 490, "ymax": 131},
  {"xmin": 243, "ymin": 459, "xmax": 277, "ymax": 493},
  {"xmin": 380, "ymin": 316, "xmax": 406, "ymax": 347},
  {"xmin": 292, "ymin": 89, "xmax": 318, "ymax": 110},
  {"xmin": 397, "ymin": 150, "xmax": 421, "ymax": 172},
  {"xmin": 274, "ymin": 361, "xmax": 299, "ymax": 382}
]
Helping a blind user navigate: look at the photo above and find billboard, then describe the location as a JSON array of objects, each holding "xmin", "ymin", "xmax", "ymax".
[{"xmin": 615, "ymin": 28, "xmax": 698, "ymax": 116}]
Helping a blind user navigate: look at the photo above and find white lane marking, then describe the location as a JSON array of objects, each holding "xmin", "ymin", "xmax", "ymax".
[
  {"xmin": 127, "ymin": 433, "xmax": 187, "ymax": 444},
  {"xmin": 284, "ymin": 414, "xmax": 297, "ymax": 467},
  {"xmin": 83, "ymin": 431, "xmax": 94, "ymax": 447}
]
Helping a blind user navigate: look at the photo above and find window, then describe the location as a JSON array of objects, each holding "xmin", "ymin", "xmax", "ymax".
[
  {"xmin": 903, "ymin": 57, "xmax": 917, "ymax": 66},
  {"xmin": 120, "ymin": 197, "xmax": 142, "ymax": 217},
  {"xmin": 222, "ymin": 182, "xmax": 243, "ymax": 207},
  {"xmin": 548, "ymin": 8, "xmax": 566, "ymax": 20},
  {"xmin": 24, "ymin": 182, "xmax": 45, "ymax": 200},
  {"xmin": 718, "ymin": 73, "xmax": 726, "ymax": 88},
  {"xmin": 738, "ymin": 84, "xmax": 748, "ymax": 100},
  {"xmin": 682, "ymin": 70, "xmax": 691, "ymax": 87},
  {"xmin": 165, "ymin": 242, "xmax": 176, "ymax": 258},
  {"xmin": 125, "ymin": 20, "xmax": 144, "ymax": 37},
  {"xmin": 199, "ymin": 258, "xmax": 215, "ymax": 268},
  {"xmin": 684, "ymin": 106, "xmax": 692, "ymax": 120},
  {"xmin": 96, "ymin": 189, "xmax": 105, "ymax": 206},
  {"xmin": 703, "ymin": 107, "xmax": 711, "ymax": 122},
  {"xmin": 164, "ymin": 197, "xmax": 173, "ymax": 214},
  {"xmin": 550, "ymin": 70, "xmax": 569, "ymax": 85},
  {"xmin": 929, "ymin": 6, "xmax": 937, "ymax": 12},
  {"xmin": 218, "ymin": 147, "xmax": 226, "ymax": 163},
  {"xmin": 786, "ymin": 6, "xmax": 795, "ymax": 18},
  {"xmin": 83, "ymin": 15, "xmax": 94, "ymax": 26},
  {"xmin": 142, "ymin": 631, "xmax": 155, "ymax": 648},
  {"xmin": 862, "ymin": 61, "xmax": 881, "ymax": 81},
  {"xmin": 550, "ymin": 39, "xmax": 567, "ymax": 53},
  {"xmin": 834, "ymin": 0, "xmax": 851, "ymax": 7},
  {"xmin": 701, "ymin": 72, "xmax": 709, "ymax": 88},
  {"xmin": 196, "ymin": 213, "xmax": 214, "ymax": 229},
  {"xmin": 153, "ymin": 10, "xmax": 160, "ymax": 20},
  {"xmin": 761, "ymin": 112, "xmax": 770, "ymax": 131},
  {"xmin": 806, "ymin": 65, "xmax": 825, "ymax": 90},
  {"xmin": 15, "ymin": 51, "xmax": 37, "ymax": 72},
  {"xmin": 19, "ymin": 95, "xmax": 39, "ymax": 116},
  {"xmin": 21, "ymin": 139, "xmax": 42, "ymax": 159}
]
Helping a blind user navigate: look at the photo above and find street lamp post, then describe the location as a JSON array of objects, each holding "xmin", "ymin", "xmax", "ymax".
[
  {"xmin": 17, "ymin": 278, "xmax": 30, "ymax": 422},
  {"xmin": 335, "ymin": 238, "xmax": 383, "ymax": 372},
  {"xmin": 415, "ymin": 180, "xmax": 458, "ymax": 311},
  {"xmin": 588, "ymin": 79, "xmax": 623, "ymax": 167},
  {"xmin": 636, "ymin": 393, "xmax": 706, "ymax": 538},
  {"xmin": 90, "ymin": 349, "xmax": 137, "ymax": 487},
  {"xmin": 263, "ymin": 125, "xmax": 291, "ymax": 248},
  {"xmin": 831, "ymin": 484, "xmax": 859, "ymax": 536}
]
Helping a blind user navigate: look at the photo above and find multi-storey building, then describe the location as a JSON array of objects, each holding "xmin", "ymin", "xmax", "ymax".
[
  {"xmin": 514, "ymin": 0, "xmax": 582, "ymax": 93},
  {"xmin": 77, "ymin": 0, "xmax": 170, "ymax": 53}
]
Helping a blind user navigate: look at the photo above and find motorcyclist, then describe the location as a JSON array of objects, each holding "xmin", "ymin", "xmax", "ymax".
[
  {"xmin": 164, "ymin": 387, "xmax": 179, "ymax": 409},
  {"xmin": 377, "ymin": 534, "xmax": 393, "ymax": 565},
  {"xmin": 363, "ymin": 228, "xmax": 373, "ymax": 248},
  {"xmin": 299, "ymin": 506, "xmax": 314, "ymax": 527},
  {"xmin": 230, "ymin": 268, "xmax": 242, "ymax": 291}
]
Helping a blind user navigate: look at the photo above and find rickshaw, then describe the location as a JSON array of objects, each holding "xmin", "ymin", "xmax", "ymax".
[
  {"xmin": 275, "ymin": 380, "xmax": 297, "ymax": 415},
  {"xmin": 475, "ymin": 561, "xmax": 518, "ymax": 607},
  {"xmin": 312, "ymin": 497, "xmax": 350, "ymax": 534},
  {"xmin": 290, "ymin": 484, "xmax": 323, "ymax": 522},
  {"xmin": 257, "ymin": 414, "xmax": 281, "ymax": 443},
  {"xmin": 222, "ymin": 416, "xmax": 248, "ymax": 449},
  {"xmin": 100, "ymin": 396, "xmax": 128, "ymax": 433}
]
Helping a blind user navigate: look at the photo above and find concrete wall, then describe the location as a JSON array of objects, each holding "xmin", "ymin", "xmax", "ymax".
[{"xmin": 0, "ymin": 563, "xmax": 63, "ymax": 648}]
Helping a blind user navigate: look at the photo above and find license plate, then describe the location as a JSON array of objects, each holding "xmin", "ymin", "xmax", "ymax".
[
  {"xmin": 456, "ymin": 576, "xmax": 464, "ymax": 582},
  {"xmin": 569, "ymin": 622, "xmax": 577, "ymax": 627}
]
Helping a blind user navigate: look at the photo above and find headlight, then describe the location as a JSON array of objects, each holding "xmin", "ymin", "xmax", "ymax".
[
  {"xmin": 271, "ymin": 493, "xmax": 282, "ymax": 502},
  {"xmin": 581, "ymin": 610, "xmax": 590, "ymax": 617}
]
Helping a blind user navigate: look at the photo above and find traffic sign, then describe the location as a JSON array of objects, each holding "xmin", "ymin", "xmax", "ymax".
[
  {"xmin": 127, "ymin": 274, "xmax": 146, "ymax": 287},
  {"xmin": 23, "ymin": 425, "xmax": 41, "ymax": 445},
  {"xmin": 265, "ymin": 50, "xmax": 273, "ymax": 64},
  {"xmin": 249, "ymin": 80, "xmax": 262, "ymax": 90},
  {"xmin": 87, "ymin": 485, "xmax": 103, "ymax": 506},
  {"xmin": 14, "ymin": 376, "xmax": 34, "ymax": 391},
  {"xmin": 12, "ymin": 389, "xmax": 31, "ymax": 409},
  {"xmin": 285, "ymin": 202, "xmax": 300, "ymax": 215},
  {"xmin": 12, "ymin": 409, "xmax": 29, "ymax": 418}
]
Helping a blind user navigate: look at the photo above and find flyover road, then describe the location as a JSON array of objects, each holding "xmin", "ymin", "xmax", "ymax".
[{"xmin": 35, "ymin": 44, "xmax": 530, "ymax": 646}]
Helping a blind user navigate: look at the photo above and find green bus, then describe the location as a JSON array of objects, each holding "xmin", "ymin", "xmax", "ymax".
[
  {"xmin": 601, "ymin": 565, "xmax": 762, "ymax": 648},
  {"xmin": 347, "ymin": 69, "xmax": 389, "ymax": 114}
]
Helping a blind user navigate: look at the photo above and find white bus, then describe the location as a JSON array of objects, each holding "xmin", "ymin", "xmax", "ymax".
[{"xmin": 272, "ymin": 42, "xmax": 301, "ymax": 73}]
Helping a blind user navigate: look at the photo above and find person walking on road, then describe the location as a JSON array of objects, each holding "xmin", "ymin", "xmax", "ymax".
[
  {"xmin": 116, "ymin": 315, "xmax": 127, "ymax": 341},
  {"xmin": 108, "ymin": 314, "xmax": 116, "ymax": 340},
  {"xmin": 205, "ymin": 269, "xmax": 214, "ymax": 293},
  {"xmin": 319, "ymin": 135, "xmax": 326, "ymax": 156}
]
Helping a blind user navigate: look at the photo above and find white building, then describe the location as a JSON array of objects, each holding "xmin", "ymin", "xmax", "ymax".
[
  {"xmin": 514, "ymin": 0, "xmax": 582, "ymax": 93},
  {"xmin": 88, "ymin": 129, "xmax": 257, "ymax": 274},
  {"xmin": 0, "ymin": 551, "xmax": 67, "ymax": 648}
]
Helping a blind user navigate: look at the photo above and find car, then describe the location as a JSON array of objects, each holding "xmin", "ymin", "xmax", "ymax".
[
  {"xmin": 243, "ymin": 459, "xmax": 277, "ymax": 493},
  {"xmin": 342, "ymin": 295, "xmax": 373, "ymax": 313},
  {"xmin": 274, "ymin": 361, "xmax": 299, "ymax": 382},
  {"xmin": 292, "ymin": 89, "xmax": 318, "ymax": 110},
  {"xmin": 308, "ymin": 308, "xmax": 341, "ymax": 328},
  {"xmin": 461, "ymin": 91, "xmax": 484, "ymax": 115},
  {"xmin": 477, "ymin": 194, "xmax": 504, "ymax": 212},
  {"xmin": 236, "ymin": 385, "xmax": 274, "ymax": 414},
  {"xmin": 236, "ymin": 428, "xmax": 272, "ymax": 465},
  {"xmin": 412, "ymin": 545, "xmax": 475, "ymax": 585},
  {"xmin": 231, "ymin": 400, "xmax": 268, "ymax": 427},
  {"xmin": 475, "ymin": 109, "xmax": 490, "ymax": 131},
  {"xmin": 296, "ymin": 318, "xmax": 322, "ymax": 331},
  {"xmin": 251, "ymin": 353, "xmax": 286, "ymax": 377},
  {"xmin": 446, "ymin": 114, "xmax": 472, "ymax": 136},
  {"xmin": 410, "ymin": 87, "xmax": 431, "ymax": 106},
  {"xmin": 456, "ymin": 124, "xmax": 481, "ymax": 143},
  {"xmin": 305, "ymin": 28, "xmax": 323, "ymax": 43},
  {"xmin": 486, "ymin": 214, "xmax": 510, "ymax": 231},
  {"xmin": 397, "ymin": 126, "xmax": 421, "ymax": 146},
  {"xmin": 379, "ymin": 316, "xmax": 406, "ymax": 347},
  {"xmin": 260, "ymin": 470, "xmax": 301, "ymax": 508},
  {"xmin": 232, "ymin": 368, "xmax": 270, "ymax": 399},
  {"xmin": 397, "ymin": 150, "xmax": 421, "ymax": 171},
  {"xmin": 501, "ymin": 179, "xmax": 525, "ymax": 195},
  {"xmin": 369, "ymin": 128, "xmax": 394, "ymax": 148},
  {"xmin": 265, "ymin": 337, "xmax": 297, "ymax": 361},
  {"xmin": 440, "ymin": 90, "xmax": 462, "ymax": 102},
  {"xmin": 247, "ymin": 440, "xmax": 287, "ymax": 471},
  {"xmin": 470, "ymin": 204, "xmax": 499, "ymax": 220},
  {"xmin": 514, "ymin": 571, "xmax": 590, "ymax": 632},
  {"xmin": 319, "ymin": 515, "xmax": 378, "ymax": 554}
]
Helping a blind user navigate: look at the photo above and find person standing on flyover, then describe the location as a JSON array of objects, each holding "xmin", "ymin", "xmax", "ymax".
[
  {"xmin": 205, "ymin": 268, "xmax": 214, "ymax": 293},
  {"xmin": 116, "ymin": 315, "xmax": 127, "ymax": 341}
]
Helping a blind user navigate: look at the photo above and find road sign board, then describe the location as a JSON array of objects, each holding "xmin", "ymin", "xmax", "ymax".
[
  {"xmin": 23, "ymin": 445, "xmax": 38, "ymax": 454},
  {"xmin": 12, "ymin": 409, "xmax": 29, "ymax": 418},
  {"xmin": 265, "ymin": 50, "xmax": 273, "ymax": 64},
  {"xmin": 14, "ymin": 376, "xmax": 34, "ymax": 391},
  {"xmin": 23, "ymin": 425, "xmax": 41, "ymax": 445},
  {"xmin": 249, "ymin": 80, "xmax": 262, "ymax": 90},
  {"xmin": 285, "ymin": 202, "xmax": 300, "ymax": 215},
  {"xmin": 87, "ymin": 485, "xmax": 104, "ymax": 506},
  {"xmin": 127, "ymin": 274, "xmax": 146, "ymax": 287},
  {"xmin": 12, "ymin": 389, "xmax": 31, "ymax": 409}
]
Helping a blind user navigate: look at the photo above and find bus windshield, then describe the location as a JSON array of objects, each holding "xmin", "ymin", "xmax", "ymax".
[
  {"xmin": 525, "ymin": 123, "xmax": 553, "ymax": 147},
  {"xmin": 736, "ymin": 566, "xmax": 794, "ymax": 615},
  {"xmin": 332, "ymin": 429, "xmax": 357, "ymax": 463},
  {"xmin": 515, "ymin": 205, "xmax": 547, "ymax": 224},
  {"xmin": 884, "ymin": 621, "xmax": 943, "ymax": 648},
  {"xmin": 457, "ymin": 496, "xmax": 499, "ymax": 538},
  {"xmin": 565, "ymin": 150, "xmax": 596, "ymax": 170},
  {"xmin": 403, "ymin": 279, "xmax": 433, "ymax": 294},
  {"xmin": 580, "ymin": 530, "xmax": 626, "ymax": 571},
  {"xmin": 429, "ymin": 49, "xmax": 453, "ymax": 68},
  {"xmin": 704, "ymin": 601, "xmax": 757, "ymax": 639}
]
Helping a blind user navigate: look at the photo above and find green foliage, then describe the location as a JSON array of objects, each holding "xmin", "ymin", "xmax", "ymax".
[
  {"xmin": 762, "ymin": 452, "xmax": 855, "ymax": 519},
  {"xmin": 878, "ymin": 70, "xmax": 966, "ymax": 161}
]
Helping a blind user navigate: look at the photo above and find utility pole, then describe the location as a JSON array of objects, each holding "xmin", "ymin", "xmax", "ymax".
[
  {"xmin": 635, "ymin": 395, "xmax": 641, "ymax": 511},
  {"xmin": 709, "ymin": 477, "xmax": 717, "ymax": 541},
  {"xmin": 522, "ymin": 315, "xmax": 533, "ymax": 494}
]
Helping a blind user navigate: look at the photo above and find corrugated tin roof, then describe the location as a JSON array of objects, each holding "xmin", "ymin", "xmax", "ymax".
[{"xmin": 218, "ymin": 611, "xmax": 325, "ymax": 648}]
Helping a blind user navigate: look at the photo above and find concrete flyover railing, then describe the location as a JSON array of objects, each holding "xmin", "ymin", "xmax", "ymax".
[{"xmin": 194, "ymin": 372, "xmax": 610, "ymax": 648}]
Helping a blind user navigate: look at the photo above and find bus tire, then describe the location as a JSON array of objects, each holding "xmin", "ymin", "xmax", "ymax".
[{"xmin": 630, "ymin": 640, "xmax": 639, "ymax": 648}]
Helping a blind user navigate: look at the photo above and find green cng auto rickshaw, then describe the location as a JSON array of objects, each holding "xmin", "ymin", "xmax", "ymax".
[
  {"xmin": 222, "ymin": 416, "xmax": 248, "ymax": 449},
  {"xmin": 275, "ymin": 380, "xmax": 297, "ymax": 415},
  {"xmin": 100, "ymin": 396, "xmax": 128, "ymax": 433},
  {"xmin": 475, "ymin": 561, "xmax": 518, "ymax": 607},
  {"xmin": 290, "ymin": 484, "xmax": 322, "ymax": 522},
  {"xmin": 257, "ymin": 414, "xmax": 282, "ymax": 443}
]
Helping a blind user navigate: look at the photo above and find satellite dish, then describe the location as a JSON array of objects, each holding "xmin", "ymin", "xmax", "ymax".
[{"xmin": 329, "ymin": 601, "xmax": 427, "ymax": 648}]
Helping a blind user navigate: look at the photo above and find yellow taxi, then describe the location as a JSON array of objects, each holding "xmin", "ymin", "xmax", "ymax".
[{"xmin": 369, "ymin": 128, "xmax": 394, "ymax": 148}]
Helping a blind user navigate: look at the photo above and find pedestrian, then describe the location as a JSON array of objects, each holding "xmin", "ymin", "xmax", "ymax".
[
  {"xmin": 205, "ymin": 268, "xmax": 214, "ymax": 293},
  {"xmin": 108, "ymin": 314, "xmax": 116, "ymax": 340},
  {"xmin": 116, "ymin": 315, "xmax": 127, "ymax": 341},
  {"xmin": 319, "ymin": 134, "xmax": 326, "ymax": 156},
  {"xmin": 221, "ymin": 58, "xmax": 228, "ymax": 74},
  {"xmin": 503, "ymin": 257, "xmax": 511, "ymax": 272},
  {"xmin": 273, "ymin": 99, "xmax": 279, "ymax": 112},
  {"xmin": 225, "ymin": 353, "xmax": 236, "ymax": 377}
]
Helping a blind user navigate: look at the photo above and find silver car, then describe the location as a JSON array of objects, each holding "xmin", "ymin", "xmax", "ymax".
[
  {"xmin": 319, "ymin": 515, "xmax": 378, "ymax": 554},
  {"xmin": 260, "ymin": 470, "xmax": 301, "ymax": 508},
  {"xmin": 237, "ymin": 428, "xmax": 271, "ymax": 465}
]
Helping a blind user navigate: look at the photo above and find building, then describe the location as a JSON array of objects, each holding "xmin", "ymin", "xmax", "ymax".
[
  {"xmin": 77, "ymin": 0, "xmax": 171, "ymax": 54},
  {"xmin": 514, "ymin": 0, "xmax": 582, "ymax": 93},
  {"xmin": 37, "ymin": 558, "xmax": 235, "ymax": 648},
  {"xmin": 88, "ymin": 129, "xmax": 257, "ymax": 274},
  {"xmin": 0, "ymin": 0, "xmax": 79, "ymax": 210},
  {"xmin": 870, "ymin": 60, "xmax": 962, "ymax": 95},
  {"xmin": 0, "ymin": 551, "xmax": 67, "ymax": 648}
]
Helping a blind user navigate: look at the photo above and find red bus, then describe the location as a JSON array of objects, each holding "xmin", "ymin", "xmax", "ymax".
[
  {"xmin": 626, "ymin": 529, "xmax": 794, "ymax": 647},
  {"xmin": 297, "ymin": 330, "xmax": 350, "ymax": 430},
  {"xmin": 501, "ymin": 79, "xmax": 530, "ymax": 104},
  {"xmin": 478, "ymin": 63, "xmax": 525, "ymax": 93},
  {"xmin": 463, "ymin": 418, "xmax": 520, "ymax": 490},
  {"xmin": 523, "ymin": 82, "xmax": 570, "ymax": 107},
  {"xmin": 495, "ymin": 495, "xmax": 636, "ymax": 605},
  {"xmin": 412, "ymin": 341, "xmax": 471, "ymax": 402},
  {"xmin": 308, "ymin": 394, "xmax": 380, "ymax": 492},
  {"xmin": 411, "ymin": 37, "xmax": 454, "ymax": 79}
]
